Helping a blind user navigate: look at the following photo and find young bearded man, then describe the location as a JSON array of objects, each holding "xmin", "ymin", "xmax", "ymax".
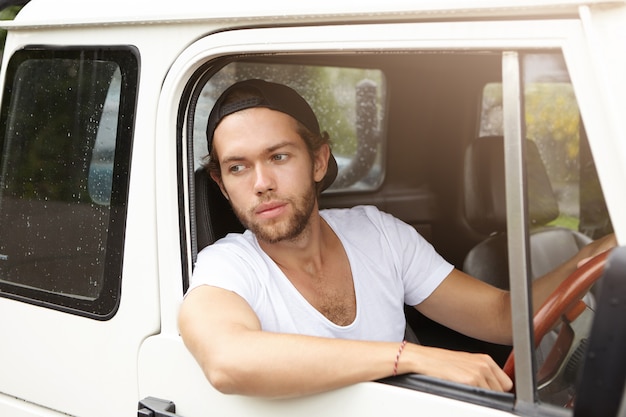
[{"xmin": 178, "ymin": 79, "xmax": 615, "ymax": 398}]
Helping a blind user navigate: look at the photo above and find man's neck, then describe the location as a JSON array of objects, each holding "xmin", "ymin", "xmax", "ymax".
[
  {"xmin": 259, "ymin": 210, "xmax": 356, "ymax": 326},
  {"xmin": 258, "ymin": 211, "xmax": 330, "ymax": 275}
]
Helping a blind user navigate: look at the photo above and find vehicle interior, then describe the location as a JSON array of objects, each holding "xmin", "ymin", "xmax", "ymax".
[{"xmin": 185, "ymin": 50, "xmax": 612, "ymax": 409}]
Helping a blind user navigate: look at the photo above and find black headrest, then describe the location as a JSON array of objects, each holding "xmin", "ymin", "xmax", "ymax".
[
  {"xmin": 195, "ymin": 168, "xmax": 244, "ymax": 251},
  {"xmin": 463, "ymin": 136, "xmax": 559, "ymax": 234}
]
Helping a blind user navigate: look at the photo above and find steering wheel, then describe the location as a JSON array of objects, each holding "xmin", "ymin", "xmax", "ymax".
[{"xmin": 502, "ymin": 251, "xmax": 609, "ymax": 395}]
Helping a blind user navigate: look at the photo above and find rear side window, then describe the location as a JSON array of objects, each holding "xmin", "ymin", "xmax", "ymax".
[
  {"xmin": 0, "ymin": 47, "xmax": 138, "ymax": 319},
  {"xmin": 193, "ymin": 62, "xmax": 387, "ymax": 192},
  {"xmin": 479, "ymin": 53, "xmax": 611, "ymax": 238}
]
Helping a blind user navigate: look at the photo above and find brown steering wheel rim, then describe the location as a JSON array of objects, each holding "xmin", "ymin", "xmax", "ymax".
[{"xmin": 503, "ymin": 250, "xmax": 609, "ymax": 380}]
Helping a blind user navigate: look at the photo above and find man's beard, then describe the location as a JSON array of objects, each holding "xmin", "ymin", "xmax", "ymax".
[{"xmin": 233, "ymin": 182, "xmax": 317, "ymax": 244}]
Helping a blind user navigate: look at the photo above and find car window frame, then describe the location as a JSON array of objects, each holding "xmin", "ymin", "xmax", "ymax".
[
  {"xmin": 160, "ymin": 19, "xmax": 603, "ymax": 412},
  {"xmin": 501, "ymin": 51, "xmax": 537, "ymax": 403},
  {"xmin": 182, "ymin": 49, "xmax": 530, "ymax": 408}
]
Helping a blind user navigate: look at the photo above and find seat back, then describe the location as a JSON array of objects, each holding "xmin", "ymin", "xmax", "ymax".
[
  {"xmin": 463, "ymin": 135, "xmax": 559, "ymax": 235},
  {"xmin": 462, "ymin": 136, "xmax": 590, "ymax": 288},
  {"xmin": 195, "ymin": 168, "xmax": 244, "ymax": 252}
]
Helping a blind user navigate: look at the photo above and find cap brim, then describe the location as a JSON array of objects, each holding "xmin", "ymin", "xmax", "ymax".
[{"xmin": 319, "ymin": 153, "xmax": 338, "ymax": 192}]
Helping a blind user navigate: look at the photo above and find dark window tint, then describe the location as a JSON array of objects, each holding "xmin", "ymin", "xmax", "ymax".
[{"xmin": 0, "ymin": 47, "xmax": 138, "ymax": 318}]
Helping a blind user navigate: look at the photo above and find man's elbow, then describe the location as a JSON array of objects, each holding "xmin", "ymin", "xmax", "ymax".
[
  {"xmin": 206, "ymin": 367, "xmax": 238, "ymax": 395},
  {"xmin": 203, "ymin": 357, "xmax": 248, "ymax": 395}
]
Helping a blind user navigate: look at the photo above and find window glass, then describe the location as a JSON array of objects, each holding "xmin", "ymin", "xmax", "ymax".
[
  {"xmin": 89, "ymin": 68, "xmax": 121, "ymax": 205},
  {"xmin": 193, "ymin": 62, "xmax": 386, "ymax": 192},
  {"xmin": 0, "ymin": 48, "xmax": 137, "ymax": 318},
  {"xmin": 479, "ymin": 55, "xmax": 610, "ymax": 235},
  {"xmin": 480, "ymin": 53, "xmax": 612, "ymax": 407}
]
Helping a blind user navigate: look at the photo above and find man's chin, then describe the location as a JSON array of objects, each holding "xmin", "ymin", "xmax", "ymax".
[
  {"xmin": 251, "ymin": 221, "xmax": 307, "ymax": 245},
  {"xmin": 253, "ymin": 227, "xmax": 292, "ymax": 244}
]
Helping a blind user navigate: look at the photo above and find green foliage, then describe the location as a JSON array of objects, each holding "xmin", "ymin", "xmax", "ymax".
[
  {"xmin": 308, "ymin": 67, "xmax": 384, "ymax": 157},
  {"xmin": 3, "ymin": 58, "xmax": 118, "ymax": 203},
  {"xmin": 525, "ymin": 83, "xmax": 580, "ymax": 183},
  {"xmin": 547, "ymin": 213, "xmax": 579, "ymax": 230},
  {"xmin": 228, "ymin": 62, "xmax": 383, "ymax": 157},
  {"xmin": 0, "ymin": 6, "xmax": 22, "ymax": 56},
  {"xmin": 0, "ymin": 5, "xmax": 21, "ymax": 20},
  {"xmin": 481, "ymin": 80, "xmax": 583, "ymax": 231}
]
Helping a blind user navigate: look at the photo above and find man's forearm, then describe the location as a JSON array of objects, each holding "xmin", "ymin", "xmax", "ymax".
[
  {"xmin": 530, "ymin": 233, "xmax": 615, "ymax": 314},
  {"xmin": 187, "ymin": 328, "xmax": 512, "ymax": 396},
  {"xmin": 198, "ymin": 330, "xmax": 402, "ymax": 397},
  {"xmin": 179, "ymin": 286, "xmax": 406, "ymax": 397}
]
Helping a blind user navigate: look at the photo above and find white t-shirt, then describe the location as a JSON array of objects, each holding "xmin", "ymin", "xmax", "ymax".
[{"xmin": 188, "ymin": 205, "xmax": 453, "ymax": 342}]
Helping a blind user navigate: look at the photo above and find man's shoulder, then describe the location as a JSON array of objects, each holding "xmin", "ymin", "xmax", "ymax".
[
  {"xmin": 197, "ymin": 230, "xmax": 260, "ymax": 259},
  {"xmin": 321, "ymin": 204, "xmax": 381, "ymax": 218},
  {"xmin": 322, "ymin": 205, "xmax": 417, "ymax": 247},
  {"xmin": 321, "ymin": 205, "xmax": 391, "ymax": 223},
  {"xmin": 321, "ymin": 205, "xmax": 399, "ymax": 233}
]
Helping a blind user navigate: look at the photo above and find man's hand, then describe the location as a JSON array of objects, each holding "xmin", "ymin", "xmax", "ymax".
[
  {"xmin": 400, "ymin": 344, "xmax": 513, "ymax": 392},
  {"xmin": 577, "ymin": 233, "xmax": 617, "ymax": 268}
]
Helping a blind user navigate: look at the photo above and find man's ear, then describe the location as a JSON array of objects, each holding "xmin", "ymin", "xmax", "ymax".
[
  {"xmin": 313, "ymin": 143, "xmax": 330, "ymax": 183},
  {"xmin": 209, "ymin": 171, "xmax": 230, "ymax": 200}
]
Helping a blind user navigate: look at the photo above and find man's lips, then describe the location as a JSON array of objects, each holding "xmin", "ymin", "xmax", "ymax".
[{"xmin": 254, "ymin": 201, "xmax": 287, "ymax": 218}]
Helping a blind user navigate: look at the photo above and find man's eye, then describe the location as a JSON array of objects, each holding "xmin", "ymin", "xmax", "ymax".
[
  {"xmin": 272, "ymin": 154, "xmax": 288, "ymax": 162},
  {"xmin": 229, "ymin": 164, "xmax": 245, "ymax": 173}
]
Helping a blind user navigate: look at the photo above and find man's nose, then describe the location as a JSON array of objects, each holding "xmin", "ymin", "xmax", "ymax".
[{"xmin": 253, "ymin": 163, "xmax": 276, "ymax": 194}]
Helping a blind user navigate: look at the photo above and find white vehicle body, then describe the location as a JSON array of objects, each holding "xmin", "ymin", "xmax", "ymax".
[{"xmin": 0, "ymin": 1, "xmax": 624, "ymax": 416}]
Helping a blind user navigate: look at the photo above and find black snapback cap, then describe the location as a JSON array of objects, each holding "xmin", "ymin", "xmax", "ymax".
[{"xmin": 206, "ymin": 79, "xmax": 337, "ymax": 191}]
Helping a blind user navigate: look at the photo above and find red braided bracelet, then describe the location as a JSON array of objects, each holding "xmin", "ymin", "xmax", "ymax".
[{"xmin": 392, "ymin": 340, "xmax": 407, "ymax": 376}]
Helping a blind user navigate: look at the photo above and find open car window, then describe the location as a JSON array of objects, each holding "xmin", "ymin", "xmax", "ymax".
[{"xmin": 183, "ymin": 47, "xmax": 613, "ymax": 412}]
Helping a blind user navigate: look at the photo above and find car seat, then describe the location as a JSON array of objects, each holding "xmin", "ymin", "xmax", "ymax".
[
  {"xmin": 463, "ymin": 135, "xmax": 594, "ymax": 369},
  {"xmin": 194, "ymin": 168, "xmax": 244, "ymax": 253},
  {"xmin": 462, "ymin": 135, "xmax": 591, "ymax": 288}
]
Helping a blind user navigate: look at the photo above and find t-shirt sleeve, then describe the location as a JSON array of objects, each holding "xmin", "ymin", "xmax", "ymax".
[
  {"xmin": 186, "ymin": 236, "xmax": 262, "ymax": 310},
  {"xmin": 371, "ymin": 207, "xmax": 454, "ymax": 306}
]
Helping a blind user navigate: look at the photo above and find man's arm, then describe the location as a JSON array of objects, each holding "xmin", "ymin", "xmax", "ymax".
[
  {"xmin": 529, "ymin": 233, "xmax": 616, "ymax": 315},
  {"xmin": 416, "ymin": 233, "xmax": 617, "ymax": 346},
  {"xmin": 179, "ymin": 285, "xmax": 399, "ymax": 397},
  {"xmin": 178, "ymin": 285, "xmax": 512, "ymax": 397}
]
